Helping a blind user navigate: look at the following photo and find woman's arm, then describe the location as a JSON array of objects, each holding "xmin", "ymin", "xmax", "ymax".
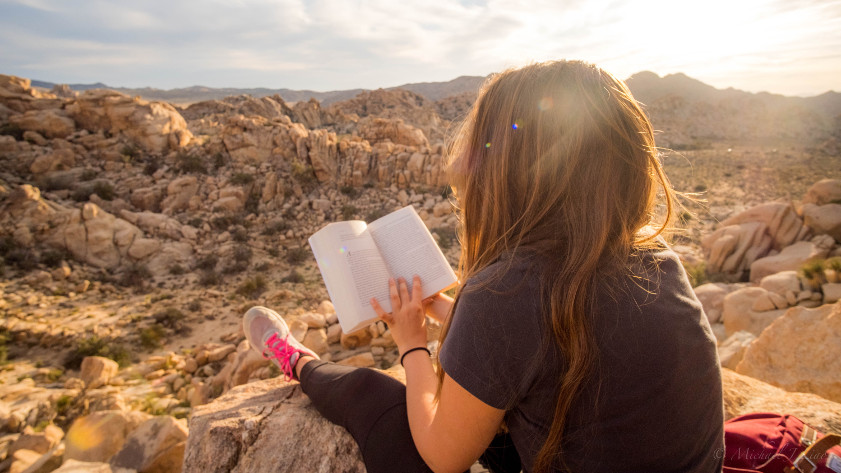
[
  {"xmin": 373, "ymin": 277, "xmax": 504, "ymax": 473},
  {"xmin": 423, "ymin": 292, "xmax": 454, "ymax": 324}
]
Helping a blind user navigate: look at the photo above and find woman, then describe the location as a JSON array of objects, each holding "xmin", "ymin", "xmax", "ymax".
[{"xmin": 244, "ymin": 60, "xmax": 724, "ymax": 473}]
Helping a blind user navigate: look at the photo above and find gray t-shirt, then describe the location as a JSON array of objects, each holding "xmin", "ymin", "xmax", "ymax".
[{"xmin": 439, "ymin": 247, "xmax": 724, "ymax": 472}]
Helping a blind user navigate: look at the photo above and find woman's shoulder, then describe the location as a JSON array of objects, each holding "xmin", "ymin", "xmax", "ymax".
[{"xmin": 461, "ymin": 249, "xmax": 541, "ymax": 297}]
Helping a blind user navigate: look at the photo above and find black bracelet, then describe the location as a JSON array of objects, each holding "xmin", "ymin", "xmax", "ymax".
[{"xmin": 400, "ymin": 346, "xmax": 431, "ymax": 366}]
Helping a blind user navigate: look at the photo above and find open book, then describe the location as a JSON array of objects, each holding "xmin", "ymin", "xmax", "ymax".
[{"xmin": 309, "ymin": 205, "xmax": 457, "ymax": 334}]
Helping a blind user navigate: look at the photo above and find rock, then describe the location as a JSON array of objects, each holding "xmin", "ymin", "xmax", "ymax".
[
  {"xmin": 298, "ymin": 312, "xmax": 326, "ymax": 329},
  {"xmin": 701, "ymin": 222, "xmax": 772, "ymax": 278},
  {"xmin": 80, "ymin": 356, "xmax": 119, "ymax": 390},
  {"xmin": 65, "ymin": 410, "xmax": 151, "ymax": 463},
  {"xmin": 341, "ymin": 328, "xmax": 372, "ymax": 350},
  {"xmin": 735, "ymin": 301, "xmax": 841, "ymax": 403},
  {"xmin": 307, "ymin": 129, "xmax": 338, "ymax": 182},
  {"xmin": 65, "ymin": 89, "xmax": 192, "ymax": 153},
  {"xmin": 718, "ymin": 331, "xmax": 756, "ymax": 369},
  {"xmin": 759, "ymin": 270, "xmax": 801, "ymax": 297},
  {"xmin": 803, "ymin": 179, "xmax": 841, "ymax": 206},
  {"xmin": 161, "ymin": 176, "xmax": 198, "ymax": 215},
  {"xmin": 110, "ymin": 416, "xmax": 188, "ymax": 473},
  {"xmin": 722, "ymin": 287, "xmax": 786, "ymax": 337},
  {"xmin": 315, "ymin": 300, "xmax": 334, "ymax": 316},
  {"xmin": 288, "ymin": 319, "xmax": 308, "ymax": 341},
  {"xmin": 9, "ymin": 109, "xmax": 75, "ymax": 139},
  {"xmin": 207, "ymin": 344, "xmax": 236, "ymax": 363},
  {"xmin": 802, "ymin": 203, "xmax": 841, "ymax": 241},
  {"xmin": 8, "ymin": 424, "xmax": 63, "ymax": 456},
  {"xmin": 824, "ymin": 283, "xmax": 841, "ymax": 304},
  {"xmin": 693, "ymin": 283, "xmax": 730, "ymax": 324},
  {"xmin": 53, "ymin": 459, "xmax": 135, "ymax": 473},
  {"xmin": 336, "ymin": 352, "xmax": 376, "ymax": 367},
  {"xmin": 9, "ymin": 449, "xmax": 43, "ymax": 473},
  {"xmin": 326, "ymin": 324, "xmax": 342, "ymax": 344},
  {"xmin": 750, "ymin": 237, "xmax": 834, "ymax": 282},
  {"xmin": 29, "ymin": 149, "xmax": 76, "ymax": 174},
  {"xmin": 183, "ymin": 377, "xmax": 370, "ymax": 473},
  {"xmin": 722, "ymin": 369, "xmax": 841, "ymax": 434},
  {"xmin": 302, "ymin": 329, "xmax": 328, "ymax": 355},
  {"xmin": 358, "ymin": 117, "xmax": 429, "ymax": 147}
]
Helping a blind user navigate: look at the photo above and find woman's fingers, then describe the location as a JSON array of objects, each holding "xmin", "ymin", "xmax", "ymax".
[
  {"xmin": 412, "ymin": 275, "xmax": 422, "ymax": 302},
  {"xmin": 371, "ymin": 297, "xmax": 392, "ymax": 324},
  {"xmin": 398, "ymin": 277, "xmax": 410, "ymax": 302},
  {"xmin": 388, "ymin": 278, "xmax": 401, "ymax": 311}
]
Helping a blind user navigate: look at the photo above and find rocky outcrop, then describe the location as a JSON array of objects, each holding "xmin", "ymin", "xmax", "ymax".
[
  {"xmin": 735, "ymin": 301, "xmax": 841, "ymax": 403},
  {"xmin": 803, "ymin": 179, "xmax": 841, "ymax": 206},
  {"xmin": 65, "ymin": 89, "xmax": 192, "ymax": 154},
  {"xmin": 750, "ymin": 235, "xmax": 834, "ymax": 282},
  {"xmin": 183, "ymin": 377, "xmax": 368, "ymax": 473}
]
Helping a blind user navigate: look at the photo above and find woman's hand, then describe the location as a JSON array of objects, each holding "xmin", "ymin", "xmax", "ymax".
[{"xmin": 371, "ymin": 275, "xmax": 428, "ymax": 355}]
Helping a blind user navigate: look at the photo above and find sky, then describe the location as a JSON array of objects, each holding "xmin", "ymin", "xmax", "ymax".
[{"xmin": 0, "ymin": 0, "xmax": 839, "ymax": 97}]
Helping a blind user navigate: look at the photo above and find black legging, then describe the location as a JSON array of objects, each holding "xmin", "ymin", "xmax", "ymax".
[{"xmin": 299, "ymin": 360, "xmax": 523, "ymax": 473}]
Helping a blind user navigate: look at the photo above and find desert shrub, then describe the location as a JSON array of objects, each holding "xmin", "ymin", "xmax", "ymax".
[
  {"xmin": 281, "ymin": 269, "xmax": 305, "ymax": 283},
  {"xmin": 40, "ymin": 249, "xmax": 68, "ymax": 268},
  {"xmin": 244, "ymin": 193, "xmax": 260, "ymax": 215},
  {"xmin": 213, "ymin": 152, "xmax": 227, "ymax": 169},
  {"xmin": 801, "ymin": 260, "xmax": 827, "ymax": 289},
  {"xmin": 40, "ymin": 174, "xmax": 75, "ymax": 191},
  {"xmin": 340, "ymin": 186, "xmax": 359, "ymax": 199},
  {"xmin": 827, "ymin": 257, "xmax": 841, "ymax": 283},
  {"xmin": 682, "ymin": 261, "xmax": 708, "ymax": 288},
  {"xmin": 80, "ymin": 169, "xmax": 98, "ymax": 181},
  {"xmin": 198, "ymin": 270, "xmax": 219, "ymax": 286},
  {"xmin": 232, "ymin": 227, "xmax": 248, "ymax": 243},
  {"xmin": 119, "ymin": 263, "xmax": 152, "ymax": 288},
  {"xmin": 341, "ymin": 205, "xmax": 358, "ymax": 220},
  {"xmin": 267, "ymin": 247, "xmax": 280, "ymax": 257},
  {"xmin": 230, "ymin": 173, "xmax": 254, "ymax": 185},
  {"xmin": 286, "ymin": 247, "xmax": 308, "ymax": 265},
  {"xmin": 432, "ymin": 226, "xmax": 457, "ymax": 250},
  {"xmin": 0, "ymin": 328, "xmax": 8, "ymax": 364},
  {"xmin": 678, "ymin": 211, "xmax": 693, "ymax": 224},
  {"xmin": 693, "ymin": 184, "xmax": 708, "ymax": 192},
  {"xmin": 262, "ymin": 220, "xmax": 290, "ymax": 236},
  {"xmin": 187, "ymin": 217, "xmax": 204, "ymax": 228},
  {"xmin": 121, "ymin": 144, "xmax": 140, "ymax": 160},
  {"xmin": 187, "ymin": 299, "xmax": 201, "ymax": 312},
  {"xmin": 143, "ymin": 158, "xmax": 160, "ymax": 176},
  {"xmin": 366, "ymin": 208, "xmax": 387, "ymax": 222},
  {"xmin": 65, "ymin": 335, "xmax": 132, "ymax": 368},
  {"xmin": 237, "ymin": 275, "xmax": 267, "ymax": 299},
  {"xmin": 93, "ymin": 181, "xmax": 115, "ymax": 201},
  {"xmin": 71, "ymin": 186, "xmax": 91, "ymax": 202},
  {"xmin": 440, "ymin": 185, "xmax": 453, "ymax": 199},
  {"xmin": 195, "ymin": 254, "xmax": 218, "ymax": 271},
  {"xmin": 233, "ymin": 245, "xmax": 253, "ymax": 263},
  {"xmin": 153, "ymin": 307, "xmax": 185, "ymax": 328},
  {"xmin": 139, "ymin": 324, "xmax": 166, "ymax": 350},
  {"xmin": 211, "ymin": 213, "xmax": 246, "ymax": 230},
  {"xmin": 291, "ymin": 159, "xmax": 316, "ymax": 185},
  {"xmin": 176, "ymin": 152, "xmax": 206, "ymax": 174},
  {"xmin": 0, "ymin": 123, "xmax": 24, "ymax": 140},
  {"xmin": 169, "ymin": 264, "xmax": 186, "ymax": 275},
  {"xmin": 55, "ymin": 394, "xmax": 73, "ymax": 416},
  {"xmin": 4, "ymin": 246, "xmax": 38, "ymax": 271}
]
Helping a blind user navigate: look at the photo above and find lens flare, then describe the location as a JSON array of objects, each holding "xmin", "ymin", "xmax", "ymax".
[
  {"xmin": 512, "ymin": 119, "xmax": 522, "ymax": 130},
  {"xmin": 538, "ymin": 97, "xmax": 553, "ymax": 111},
  {"xmin": 485, "ymin": 142, "xmax": 491, "ymax": 148}
]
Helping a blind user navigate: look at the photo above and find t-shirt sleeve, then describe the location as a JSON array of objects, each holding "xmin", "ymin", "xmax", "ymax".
[{"xmin": 438, "ymin": 266, "xmax": 546, "ymax": 410}]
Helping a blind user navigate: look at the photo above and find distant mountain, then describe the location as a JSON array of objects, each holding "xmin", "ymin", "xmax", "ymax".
[{"xmin": 28, "ymin": 76, "xmax": 487, "ymax": 106}]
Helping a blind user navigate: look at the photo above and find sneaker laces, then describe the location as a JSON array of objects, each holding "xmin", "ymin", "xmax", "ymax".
[{"xmin": 262, "ymin": 332, "xmax": 299, "ymax": 381}]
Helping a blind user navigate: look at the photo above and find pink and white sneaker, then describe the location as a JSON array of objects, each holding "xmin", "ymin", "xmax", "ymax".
[{"xmin": 243, "ymin": 306, "xmax": 319, "ymax": 381}]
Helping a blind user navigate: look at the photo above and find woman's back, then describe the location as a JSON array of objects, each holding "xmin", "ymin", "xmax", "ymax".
[{"xmin": 440, "ymin": 246, "xmax": 724, "ymax": 472}]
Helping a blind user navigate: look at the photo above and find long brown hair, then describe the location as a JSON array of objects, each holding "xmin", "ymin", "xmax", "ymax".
[{"xmin": 437, "ymin": 60, "xmax": 676, "ymax": 472}]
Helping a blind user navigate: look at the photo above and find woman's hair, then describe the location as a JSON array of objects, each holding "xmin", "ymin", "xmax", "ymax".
[{"xmin": 438, "ymin": 60, "xmax": 676, "ymax": 472}]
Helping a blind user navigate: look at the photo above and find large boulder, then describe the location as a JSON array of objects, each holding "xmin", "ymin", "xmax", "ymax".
[
  {"xmin": 65, "ymin": 410, "xmax": 151, "ymax": 463},
  {"xmin": 109, "ymin": 416, "xmax": 188, "ymax": 473},
  {"xmin": 182, "ymin": 368, "xmax": 408, "ymax": 473},
  {"xmin": 721, "ymin": 287, "xmax": 786, "ymax": 337},
  {"xmin": 693, "ymin": 283, "xmax": 731, "ymax": 324},
  {"xmin": 803, "ymin": 179, "xmax": 841, "ymax": 206},
  {"xmin": 65, "ymin": 89, "xmax": 192, "ymax": 153},
  {"xmin": 802, "ymin": 203, "xmax": 841, "ymax": 242},
  {"xmin": 722, "ymin": 369, "xmax": 841, "ymax": 434},
  {"xmin": 80, "ymin": 356, "xmax": 119, "ymax": 390},
  {"xmin": 358, "ymin": 117, "xmax": 429, "ymax": 148},
  {"xmin": 750, "ymin": 235, "xmax": 834, "ymax": 282},
  {"xmin": 735, "ymin": 301, "xmax": 841, "ymax": 403},
  {"xmin": 9, "ymin": 109, "xmax": 76, "ymax": 139}
]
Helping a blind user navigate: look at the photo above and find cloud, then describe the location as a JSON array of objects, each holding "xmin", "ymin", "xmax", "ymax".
[{"xmin": 0, "ymin": 0, "xmax": 838, "ymax": 94}]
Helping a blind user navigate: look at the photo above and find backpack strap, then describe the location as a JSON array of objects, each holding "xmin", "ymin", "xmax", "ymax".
[{"xmin": 787, "ymin": 433, "xmax": 841, "ymax": 473}]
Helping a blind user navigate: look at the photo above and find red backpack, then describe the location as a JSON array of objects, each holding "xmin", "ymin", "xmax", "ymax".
[{"xmin": 724, "ymin": 413, "xmax": 841, "ymax": 473}]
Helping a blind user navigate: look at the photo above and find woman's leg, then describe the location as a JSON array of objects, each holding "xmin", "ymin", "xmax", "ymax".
[{"xmin": 298, "ymin": 359, "xmax": 433, "ymax": 473}]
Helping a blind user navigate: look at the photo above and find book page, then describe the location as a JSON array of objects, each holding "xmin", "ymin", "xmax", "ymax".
[
  {"xmin": 367, "ymin": 205, "xmax": 457, "ymax": 298},
  {"xmin": 309, "ymin": 221, "xmax": 391, "ymax": 333}
]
